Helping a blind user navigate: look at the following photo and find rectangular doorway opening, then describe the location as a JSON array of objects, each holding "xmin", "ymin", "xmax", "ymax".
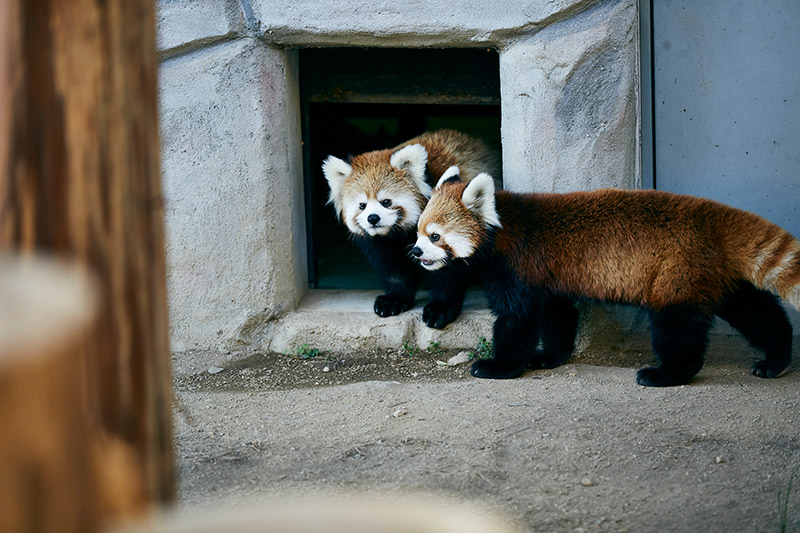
[{"xmin": 299, "ymin": 48, "xmax": 501, "ymax": 289}]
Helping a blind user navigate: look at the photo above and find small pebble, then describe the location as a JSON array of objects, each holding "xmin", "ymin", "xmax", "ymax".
[
  {"xmin": 392, "ymin": 408, "xmax": 408, "ymax": 418},
  {"xmin": 447, "ymin": 352, "xmax": 472, "ymax": 366},
  {"xmin": 715, "ymin": 456, "xmax": 724, "ymax": 464},
  {"xmin": 580, "ymin": 478, "xmax": 595, "ymax": 487},
  {"xmin": 322, "ymin": 366, "xmax": 330, "ymax": 373},
  {"xmin": 208, "ymin": 366, "xmax": 224, "ymax": 374}
]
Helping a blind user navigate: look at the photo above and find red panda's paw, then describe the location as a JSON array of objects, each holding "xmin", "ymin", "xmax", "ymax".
[
  {"xmin": 470, "ymin": 359, "xmax": 526, "ymax": 379},
  {"xmin": 422, "ymin": 302, "xmax": 461, "ymax": 329},
  {"xmin": 374, "ymin": 295, "xmax": 414, "ymax": 318},
  {"xmin": 635, "ymin": 366, "xmax": 696, "ymax": 387},
  {"xmin": 751, "ymin": 359, "xmax": 789, "ymax": 379}
]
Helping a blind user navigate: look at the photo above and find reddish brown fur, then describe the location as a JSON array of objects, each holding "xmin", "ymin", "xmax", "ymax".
[
  {"xmin": 783, "ymin": 254, "xmax": 800, "ymax": 291},
  {"xmin": 420, "ymin": 187, "xmax": 800, "ymax": 313},
  {"xmin": 345, "ymin": 130, "xmax": 498, "ymax": 193},
  {"xmin": 395, "ymin": 130, "xmax": 500, "ymax": 182},
  {"xmin": 421, "ymin": 180, "xmax": 489, "ymax": 247},
  {"xmin": 338, "ymin": 130, "xmax": 499, "ymax": 225},
  {"xmin": 346, "ymin": 148, "xmax": 428, "ymax": 209}
]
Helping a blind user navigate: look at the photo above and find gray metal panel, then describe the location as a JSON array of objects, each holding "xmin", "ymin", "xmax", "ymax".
[{"xmin": 653, "ymin": 0, "xmax": 800, "ymax": 237}]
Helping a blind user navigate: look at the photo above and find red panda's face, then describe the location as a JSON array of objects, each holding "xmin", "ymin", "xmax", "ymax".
[
  {"xmin": 322, "ymin": 144, "xmax": 432, "ymax": 237},
  {"xmin": 413, "ymin": 169, "xmax": 500, "ymax": 271},
  {"xmin": 341, "ymin": 174, "xmax": 425, "ymax": 237}
]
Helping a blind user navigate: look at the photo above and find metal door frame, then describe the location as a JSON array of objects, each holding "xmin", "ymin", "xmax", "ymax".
[{"xmin": 639, "ymin": 0, "xmax": 655, "ymax": 190}]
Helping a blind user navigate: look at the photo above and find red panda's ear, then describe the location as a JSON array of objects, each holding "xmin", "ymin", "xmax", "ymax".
[
  {"xmin": 434, "ymin": 166, "xmax": 462, "ymax": 190},
  {"xmin": 322, "ymin": 155, "xmax": 352, "ymax": 216},
  {"xmin": 322, "ymin": 155, "xmax": 352, "ymax": 184},
  {"xmin": 391, "ymin": 144, "xmax": 430, "ymax": 197},
  {"xmin": 462, "ymin": 173, "xmax": 501, "ymax": 228}
]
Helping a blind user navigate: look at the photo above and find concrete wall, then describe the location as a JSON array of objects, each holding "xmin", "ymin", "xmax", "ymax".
[
  {"xmin": 159, "ymin": 35, "xmax": 305, "ymax": 352},
  {"xmin": 157, "ymin": 0, "xmax": 640, "ymax": 354},
  {"xmin": 500, "ymin": 0, "xmax": 638, "ymax": 192}
]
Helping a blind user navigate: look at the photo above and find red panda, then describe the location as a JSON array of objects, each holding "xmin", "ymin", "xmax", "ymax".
[
  {"xmin": 412, "ymin": 167, "xmax": 799, "ymax": 386},
  {"xmin": 322, "ymin": 130, "xmax": 499, "ymax": 328}
]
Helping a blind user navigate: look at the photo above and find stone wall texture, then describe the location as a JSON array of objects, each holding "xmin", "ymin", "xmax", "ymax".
[
  {"xmin": 158, "ymin": 0, "xmax": 641, "ymax": 353},
  {"xmin": 160, "ymin": 38, "xmax": 305, "ymax": 351},
  {"xmin": 500, "ymin": 0, "xmax": 639, "ymax": 192}
]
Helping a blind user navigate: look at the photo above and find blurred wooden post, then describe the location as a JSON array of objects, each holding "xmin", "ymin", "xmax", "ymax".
[
  {"xmin": 0, "ymin": 258, "xmax": 103, "ymax": 532},
  {"xmin": 0, "ymin": 0, "xmax": 174, "ymax": 512}
]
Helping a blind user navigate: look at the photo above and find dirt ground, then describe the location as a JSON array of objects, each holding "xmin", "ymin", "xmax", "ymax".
[{"xmin": 172, "ymin": 337, "xmax": 800, "ymax": 532}]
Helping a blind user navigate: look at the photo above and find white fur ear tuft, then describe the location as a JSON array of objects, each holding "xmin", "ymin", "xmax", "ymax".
[
  {"xmin": 391, "ymin": 144, "xmax": 430, "ymax": 196},
  {"xmin": 390, "ymin": 144, "xmax": 428, "ymax": 174},
  {"xmin": 435, "ymin": 166, "xmax": 461, "ymax": 190},
  {"xmin": 322, "ymin": 155, "xmax": 352, "ymax": 185},
  {"xmin": 322, "ymin": 155, "xmax": 352, "ymax": 215},
  {"xmin": 462, "ymin": 173, "xmax": 501, "ymax": 228}
]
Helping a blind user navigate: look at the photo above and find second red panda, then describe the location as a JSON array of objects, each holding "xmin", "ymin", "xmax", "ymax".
[
  {"xmin": 412, "ymin": 167, "xmax": 799, "ymax": 386},
  {"xmin": 323, "ymin": 130, "xmax": 499, "ymax": 328}
]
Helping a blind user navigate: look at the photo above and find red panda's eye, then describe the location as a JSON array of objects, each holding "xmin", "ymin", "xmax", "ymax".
[
  {"xmin": 430, "ymin": 233, "xmax": 440, "ymax": 242},
  {"xmin": 380, "ymin": 199, "xmax": 392, "ymax": 208},
  {"xmin": 359, "ymin": 203, "xmax": 366, "ymax": 210}
]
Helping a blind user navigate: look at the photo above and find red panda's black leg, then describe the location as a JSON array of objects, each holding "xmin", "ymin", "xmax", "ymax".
[
  {"xmin": 354, "ymin": 234, "xmax": 420, "ymax": 318},
  {"xmin": 529, "ymin": 295, "xmax": 579, "ymax": 369},
  {"xmin": 373, "ymin": 267, "xmax": 418, "ymax": 317},
  {"xmin": 716, "ymin": 282, "xmax": 792, "ymax": 378},
  {"xmin": 374, "ymin": 281, "xmax": 418, "ymax": 318},
  {"xmin": 471, "ymin": 313, "xmax": 538, "ymax": 379},
  {"xmin": 422, "ymin": 293, "xmax": 465, "ymax": 329},
  {"xmin": 637, "ymin": 306, "xmax": 712, "ymax": 387},
  {"xmin": 422, "ymin": 264, "xmax": 468, "ymax": 329}
]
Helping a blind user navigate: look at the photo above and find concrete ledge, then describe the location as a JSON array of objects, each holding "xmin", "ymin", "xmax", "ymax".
[
  {"xmin": 258, "ymin": 290, "xmax": 650, "ymax": 356},
  {"xmin": 261, "ymin": 290, "xmax": 494, "ymax": 354},
  {"xmin": 255, "ymin": 289, "xmax": 800, "ymax": 358}
]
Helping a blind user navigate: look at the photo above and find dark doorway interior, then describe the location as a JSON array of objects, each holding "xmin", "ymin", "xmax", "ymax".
[{"xmin": 300, "ymin": 48, "xmax": 501, "ymax": 289}]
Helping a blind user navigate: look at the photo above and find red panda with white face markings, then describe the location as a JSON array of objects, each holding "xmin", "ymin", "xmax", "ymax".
[
  {"xmin": 322, "ymin": 130, "xmax": 499, "ymax": 328},
  {"xmin": 413, "ymin": 167, "xmax": 799, "ymax": 386}
]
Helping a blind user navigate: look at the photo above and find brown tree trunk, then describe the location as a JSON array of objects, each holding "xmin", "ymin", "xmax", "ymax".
[{"xmin": 0, "ymin": 0, "xmax": 174, "ymax": 512}]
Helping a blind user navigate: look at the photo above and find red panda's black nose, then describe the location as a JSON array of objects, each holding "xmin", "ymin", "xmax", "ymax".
[
  {"xmin": 411, "ymin": 247, "xmax": 423, "ymax": 258},
  {"xmin": 367, "ymin": 214, "xmax": 380, "ymax": 226}
]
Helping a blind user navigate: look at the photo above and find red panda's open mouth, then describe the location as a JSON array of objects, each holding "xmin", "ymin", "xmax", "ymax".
[{"xmin": 419, "ymin": 258, "xmax": 445, "ymax": 270}]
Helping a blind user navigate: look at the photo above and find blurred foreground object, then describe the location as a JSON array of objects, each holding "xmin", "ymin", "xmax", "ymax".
[
  {"xmin": 0, "ymin": 0, "xmax": 174, "ymax": 517},
  {"xmin": 123, "ymin": 493, "xmax": 522, "ymax": 533},
  {"xmin": 0, "ymin": 256, "xmax": 133, "ymax": 531}
]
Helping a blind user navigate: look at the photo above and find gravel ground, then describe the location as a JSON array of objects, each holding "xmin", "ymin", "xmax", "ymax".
[{"xmin": 172, "ymin": 336, "xmax": 800, "ymax": 532}]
